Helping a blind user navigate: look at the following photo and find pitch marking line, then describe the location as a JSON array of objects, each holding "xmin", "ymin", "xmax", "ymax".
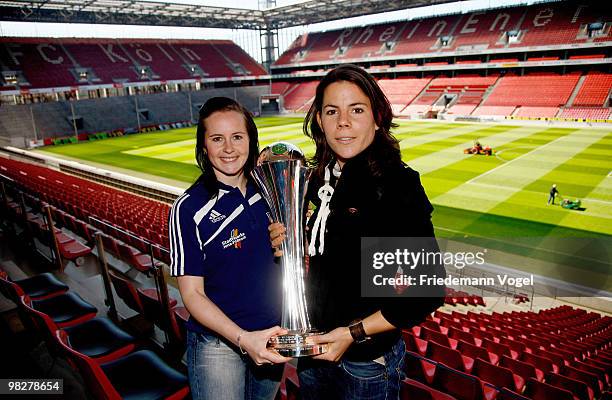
[
  {"xmin": 398, "ymin": 123, "xmax": 488, "ymax": 150},
  {"xmin": 434, "ymin": 129, "xmax": 610, "ymax": 212},
  {"xmin": 465, "ymin": 133, "xmax": 571, "ymax": 185},
  {"xmin": 411, "ymin": 126, "xmax": 548, "ymax": 175},
  {"xmin": 468, "ymin": 182, "xmax": 612, "ymax": 206}
]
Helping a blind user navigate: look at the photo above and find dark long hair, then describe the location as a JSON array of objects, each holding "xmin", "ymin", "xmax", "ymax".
[
  {"xmin": 193, "ymin": 97, "xmax": 259, "ymax": 193},
  {"xmin": 303, "ymin": 64, "xmax": 401, "ymax": 179}
]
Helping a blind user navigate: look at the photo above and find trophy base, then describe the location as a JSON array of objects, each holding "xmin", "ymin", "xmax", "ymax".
[{"xmin": 268, "ymin": 331, "xmax": 327, "ymax": 357}]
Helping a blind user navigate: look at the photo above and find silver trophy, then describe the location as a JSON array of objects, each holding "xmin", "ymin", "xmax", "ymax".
[{"xmin": 252, "ymin": 142, "xmax": 327, "ymax": 357}]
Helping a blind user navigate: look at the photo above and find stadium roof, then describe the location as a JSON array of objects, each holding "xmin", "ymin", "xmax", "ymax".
[{"xmin": 0, "ymin": 0, "xmax": 463, "ymax": 30}]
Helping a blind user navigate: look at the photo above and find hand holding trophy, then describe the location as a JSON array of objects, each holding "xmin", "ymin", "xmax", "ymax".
[{"xmin": 252, "ymin": 142, "xmax": 327, "ymax": 357}]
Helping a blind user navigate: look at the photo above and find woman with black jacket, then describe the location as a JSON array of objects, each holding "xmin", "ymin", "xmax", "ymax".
[{"xmin": 271, "ymin": 64, "xmax": 445, "ymax": 400}]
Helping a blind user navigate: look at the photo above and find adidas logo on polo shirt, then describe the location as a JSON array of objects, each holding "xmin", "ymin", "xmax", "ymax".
[{"xmin": 209, "ymin": 209, "xmax": 226, "ymax": 223}]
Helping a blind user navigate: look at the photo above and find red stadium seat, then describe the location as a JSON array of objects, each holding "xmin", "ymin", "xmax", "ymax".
[
  {"xmin": 403, "ymin": 330, "xmax": 428, "ymax": 355},
  {"xmin": 404, "ymin": 351, "xmax": 437, "ymax": 384},
  {"xmin": 546, "ymin": 372, "xmax": 593, "ymax": 400},
  {"xmin": 432, "ymin": 363, "xmax": 496, "ymax": 400},
  {"xmin": 472, "ymin": 357, "xmax": 525, "ymax": 393},
  {"xmin": 524, "ymin": 377, "xmax": 574, "ymax": 400},
  {"xmin": 19, "ymin": 296, "xmax": 135, "ymax": 364},
  {"xmin": 116, "ymin": 242, "xmax": 156, "ymax": 273},
  {"xmin": 426, "ymin": 340, "xmax": 474, "ymax": 373},
  {"xmin": 457, "ymin": 340, "xmax": 498, "ymax": 366},
  {"xmin": 56, "ymin": 330, "xmax": 189, "ymax": 400},
  {"xmin": 520, "ymin": 351, "xmax": 557, "ymax": 375},
  {"xmin": 420, "ymin": 327, "xmax": 458, "ymax": 350},
  {"xmin": 401, "ymin": 378, "xmax": 457, "ymax": 400},
  {"xmin": 499, "ymin": 355, "xmax": 542, "ymax": 382},
  {"xmin": 496, "ymin": 388, "xmax": 531, "ymax": 400}
]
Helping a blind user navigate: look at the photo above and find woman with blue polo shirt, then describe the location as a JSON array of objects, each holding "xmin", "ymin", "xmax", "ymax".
[{"xmin": 169, "ymin": 97, "xmax": 289, "ymax": 400}]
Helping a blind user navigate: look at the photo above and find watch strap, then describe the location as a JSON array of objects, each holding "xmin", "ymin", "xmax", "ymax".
[{"xmin": 348, "ymin": 321, "xmax": 370, "ymax": 343}]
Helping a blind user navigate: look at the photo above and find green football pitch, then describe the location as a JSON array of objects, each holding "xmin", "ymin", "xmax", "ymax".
[{"xmin": 37, "ymin": 117, "xmax": 612, "ymax": 289}]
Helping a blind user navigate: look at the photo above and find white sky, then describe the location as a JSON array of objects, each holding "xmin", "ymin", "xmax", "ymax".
[{"xmin": 0, "ymin": 0, "xmax": 550, "ymax": 62}]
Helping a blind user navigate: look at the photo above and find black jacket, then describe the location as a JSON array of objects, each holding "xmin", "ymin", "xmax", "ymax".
[{"xmin": 305, "ymin": 143, "xmax": 446, "ymax": 361}]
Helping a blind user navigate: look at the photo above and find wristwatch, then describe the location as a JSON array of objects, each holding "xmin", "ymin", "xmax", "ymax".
[{"xmin": 348, "ymin": 320, "xmax": 370, "ymax": 344}]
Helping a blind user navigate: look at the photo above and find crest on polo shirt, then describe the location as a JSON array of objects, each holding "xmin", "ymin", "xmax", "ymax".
[
  {"xmin": 222, "ymin": 228, "xmax": 246, "ymax": 249},
  {"xmin": 209, "ymin": 209, "xmax": 226, "ymax": 223}
]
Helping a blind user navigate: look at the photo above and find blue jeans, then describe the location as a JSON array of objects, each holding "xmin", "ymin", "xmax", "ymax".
[
  {"xmin": 187, "ymin": 330, "xmax": 283, "ymax": 400},
  {"xmin": 298, "ymin": 337, "xmax": 406, "ymax": 400}
]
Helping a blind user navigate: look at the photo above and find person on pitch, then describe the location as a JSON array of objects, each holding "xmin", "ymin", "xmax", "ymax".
[{"xmin": 548, "ymin": 184, "xmax": 559, "ymax": 205}]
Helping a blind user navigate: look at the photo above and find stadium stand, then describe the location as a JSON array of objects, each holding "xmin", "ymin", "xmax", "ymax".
[
  {"xmin": 0, "ymin": 38, "xmax": 264, "ymax": 91},
  {"xmin": 559, "ymin": 107, "xmax": 612, "ymax": 120},
  {"xmin": 281, "ymin": 81, "xmax": 318, "ymax": 111},
  {"xmin": 0, "ymin": 156, "xmax": 170, "ymax": 250},
  {"xmin": 401, "ymin": 306, "xmax": 611, "ymax": 400},
  {"xmin": 513, "ymin": 106, "xmax": 560, "ymax": 117},
  {"xmin": 446, "ymin": 104, "xmax": 478, "ymax": 115},
  {"xmin": 272, "ymin": 2, "xmax": 611, "ymax": 68},
  {"xmin": 0, "ymin": 2, "xmax": 610, "ymax": 146},
  {"xmin": 572, "ymin": 72, "xmax": 612, "ymax": 106},
  {"xmin": 0, "ymin": 86, "xmax": 267, "ymax": 145},
  {"xmin": 482, "ymin": 73, "xmax": 581, "ymax": 107},
  {"xmin": 472, "ymin": 105, "xmax": 517, "ymax": 117},
  {"xmin": 265, "ymin": 2, "xmax": 611, "ymax": 121},
  {"xmin": 378, "ymin": 77, "xmax": 432, "ymax": 112}
]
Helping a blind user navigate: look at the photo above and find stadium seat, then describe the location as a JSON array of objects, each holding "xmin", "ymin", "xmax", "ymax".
[
  {"xmin": 56, "ymin": 330, "xmax": 190, "ymax": 400},
  {"xmin": 0, "ymin": 267, "xmax": 68, "ymax": 301},
  {"xmin": 496, "ymin": 388, "xmax": 531, "ymax": 400},
  {"xmin": 499, "ymin": 354, "xmax": 542, "ymax": 382},
  {"xmin": 108, "ymin": 269, "xmax": 177, "ymax": 326},
  {"xmin": 524, "ymin": 377, "xmax": 574, "ymax": 400},
  {"xmin": 99, "ymin": 233, "xmax": 121, "ymax": 258},
  {"xmin": 19, "ymin": 296, "xmax": 136, "ymax": 364},
  {"xmin": 279, "ymin": 362, "xmax": 300, "ymax": 400},
  {"xmin": 56, "ymin": 238, "xmax": 92, "ymax": 268},
  {"xmin": 497, "ymin": 337, "xmax": 526, "ymax": 358},
  {"xmin": 172, "ymin": 306, "xmax": 190, "ymax": 343},
  {"xmin": 404, "ymin": 351, "xmax": 437, "ymax": 384},
  {"xmin": 481, "ymin": 338, "xmax": 513, "ymax": 360},
  {"xmin": 108, "ymin": 270, "xmax": 177, "ymax": 316},
  {"xmin": 29, "ymin": 291, "xmax": 98, "ymax": 328},
  {"xmin": 116, "ymin": 242, "xmax": 156, "ymax": 273},
  {"xmin": 403, "ymin": 330, "xmax": 428, "ymax": 355},
  {"xmin": 432, "ymin": 363, "xmax": 496, "ymax": 400},
  {"xmin": 108, "ymin": 270, "xmax": 146, "ymax": 315},
  {"xmin": 457, "ymin": 339, "xmax": 498, "ymax": 366},
  {"xmin": 426, "ymin": 339, "xmax": 474, "ymax": 373},
  {"xmin": 400, "ymin": 378, "xmax": 457, "ymax": 400},
  {"xmin": 520, "ymin": 351, "xmax": 556, "ymax": 375},
  {"xmin": 572, "ymin": 360, "xmax": 608, "ymax": 388},
  {"xmin": 472, "ymin": 357, "xmax": 525, "ymax": 393},
  {"xmin": 137, "ymin": 285, "xmax": 179, "ymax": 331},
  {"xmin": 546, "ymin": 372, "xmax": 593, "ymax": 400},
  {"xmin": 420, "ymin": 327, "xmax": 458, "ymax": 350},
  {"xmin": 0, "ymin": 273, "xmax": 96, "ymax": 328}
]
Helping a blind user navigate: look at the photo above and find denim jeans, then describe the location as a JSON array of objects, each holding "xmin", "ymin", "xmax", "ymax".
[
  {"xmin": 298, "ymin": 337, "xmax": 406, "ymax": 400},
  {"xmin": 187, "ymin": 330, "xmax": 283, "ymax": 400}
]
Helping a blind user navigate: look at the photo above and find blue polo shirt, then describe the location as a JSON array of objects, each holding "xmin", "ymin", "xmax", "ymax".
[{"xmin": 169, "ymin": 180, "xmax": 282, "ymax": 334}]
